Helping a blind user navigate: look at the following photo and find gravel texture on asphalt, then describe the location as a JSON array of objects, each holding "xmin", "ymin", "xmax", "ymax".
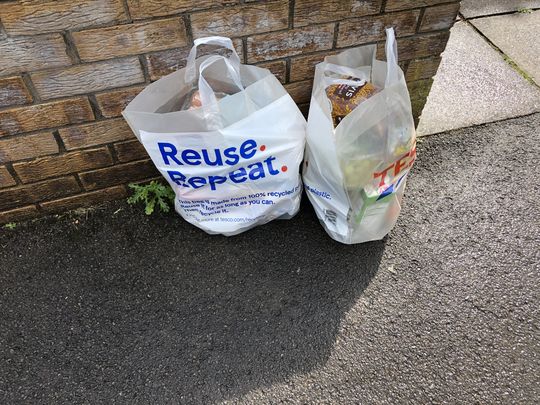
[{"xmin": 1, "ymin": 114, "xmax": 539, "ymax": 404}]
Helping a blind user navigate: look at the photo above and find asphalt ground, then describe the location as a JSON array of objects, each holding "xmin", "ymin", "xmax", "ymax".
[{"xmin": 1, "ymin": 114, "xmax": 539, "ymax": 404}]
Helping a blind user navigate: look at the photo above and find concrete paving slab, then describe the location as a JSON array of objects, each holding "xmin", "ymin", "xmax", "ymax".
[
  {"xmin": 460, "ymin": 0, "xmax": 540, "ymax": 18},
  {"xmin": 472, "ymin": 10, "xmax": 540, "ymax": 85},
  {"xmin": 417, "ymin": 21, "xmax": 540, "ymax": 136}
]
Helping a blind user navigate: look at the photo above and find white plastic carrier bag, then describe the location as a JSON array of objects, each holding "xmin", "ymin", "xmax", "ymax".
[
  {"xmin": 303, "ymin": 28, "xmax": 417, "ymax": 244},
  {"xmin": 122, "ymin": 37, "xmax": 306, "ymax": 236}
]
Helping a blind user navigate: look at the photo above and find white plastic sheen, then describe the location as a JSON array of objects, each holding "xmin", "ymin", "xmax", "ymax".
[
  {"xmin": 303, "ymin": 28, "xmax": 417, "ymax": 244},
  {"xmin": 123, "ymin": 37, "xmax": 306, "ymax": 236}
]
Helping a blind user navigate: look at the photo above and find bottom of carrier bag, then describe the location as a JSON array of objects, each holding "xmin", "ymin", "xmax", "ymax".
[
  {"xmin": 306, "ymin": 176, "xmax": 407, "ymax": 244},
  {"xmin": 172, "ymin": 183, "xmax": 303, "ymax": 236}
]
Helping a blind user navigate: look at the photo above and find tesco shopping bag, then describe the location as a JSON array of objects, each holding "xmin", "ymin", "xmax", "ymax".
[
  {"xmin": 122, "ymin": 37, "xmax": 306, "ymax": 236},
  {"xmin": 303, "ymin": 28, "xmax": 416, "ymax": 244}
]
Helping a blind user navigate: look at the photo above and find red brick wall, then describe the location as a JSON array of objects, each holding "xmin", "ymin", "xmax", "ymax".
[{"xmin": 0, "ymin": 0, "xmax": 460, "ymax": 223}]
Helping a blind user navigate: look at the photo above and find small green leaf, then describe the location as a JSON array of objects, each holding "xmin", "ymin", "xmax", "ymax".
[
  {"xmin": 3, "ymin": 222, "xmax": 17, "ymax": 230},
  {"xmin": 127, "ymin": 181, "xmax": 175, "ymax": 215}
]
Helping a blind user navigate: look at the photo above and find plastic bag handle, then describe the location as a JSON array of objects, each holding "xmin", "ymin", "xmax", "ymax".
[
  {"xmin": 197, "ymin": 55, "xmax": 244, "ymax": 108},
  {"xmin": 385, "ymin": 27, "xmax": 400, "ymax": 85},
  {"xmin": 185, "ymin": 36, "xmax": 241, "ymax": 84},
  {"xmin": 322, "ymin": 63, "xmax": 369, "ymax": 88}
]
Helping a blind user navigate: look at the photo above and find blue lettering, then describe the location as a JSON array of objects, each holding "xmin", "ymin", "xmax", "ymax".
[
  {"xmin": 201, "ymin": 148, "xmax": 223, "ymax": 166},
  {"xmin": 159, "ymin": 143, "xmax": 182, "ymax": 165},
  {"xmin": 230, "ymin": 167, "xmax": 247, "ymax": 183},
  {"xmin": 167, "ymin": 170, "xmax": 186, "ymax": 186},
  {"xmin": 182, "ymin": 149, "xmax": 201, "ymax": 165},
  {"xmin": 223, "ymin": 146, "xmax": 240, "ymax": 166},
  {"xmin": 208, "ymin": 175, "xmax": 227, "ymax": 190},
  {"xmin": 240, "ymin": 139, "xmax": 257, "ymax": 159},
  {"xmin": 188, "ymin": 176, "xmax": 206, "ymax": 188},
  {"xmin": 264, "ymin": 156, "xmax": 280, "ymax": 175},
  {"xmin": 247, "ymin": 162, "xmax": 266, "ymax": 180}
]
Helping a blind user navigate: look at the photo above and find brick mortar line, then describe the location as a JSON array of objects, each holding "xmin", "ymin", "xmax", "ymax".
[
  {"xmin": 107, "ymin": 143, "xmax": 121, "ymax": 164},
  {"xmin": 461, "ymin": 18, "xmax": 539, "ymax": 89},
  {"xmin": 3, "ymin": 163, "xmax": 23, "ymax": 186},
  {"xmin": 241, "ymin": 37, "xmax": 248, "ymax": 64},
  {"xmin": 284, "ymin": 57, "xmax": 291, "ymax": 83},
  {"xmin": 0, "ymin": 145, "xmax": 123, "ymax": 171},
  {"xmin": 0, "ymin": 55, "xmax": 146, "ymax": 84},
  {"xmin": 0, "ymin": 1, "xmax": 460, "ymax": 42},
  {"xmin": 0, "ymin": 18, "xmax": 450, "ymax": 83},
  {"xmin": 62, "ymin": 31, "xmax": 82, "ymax": 64},
  {"xmin": 86, "ymin": 94, "xmax": 104, "ymax": 120},
  {"xmin": 137, "ymin": 55, "xmax": 151, "ymax": 83},
  {"xmin": 0, "ymin": 26, "xmax": 451, "ymax": 116},
  {"xmin": 288, "ymin": 0, "xmax": 295, "ymax": 29},
  {"xmin": 183, "ymin": 13, "xmax": 194, "ymax": 45},
  {"xmin": 332, "ymin": 22, "xmax": 339, "ymax": 49},
  {"xmin": 92, "ymin": 83, "xmax": 146, "ymax": 96},
  {"xmin": 51, "ymin": 129, "xmax": 67, "ymax": 153},
  {"xmin": 20, "ymin": 72, "xmax": 41, "ymax": 104},
  {"xmin": 1, "ymin": 157, "xmax": 151, "ymax": 191},
  {"xmin": 0, "ymin": 93, "xmax": 96, "ymax": 113},
  {"xmin": 7, "ymin": 149, "xmax": 117, "ymax": 174},
  {"xmin": 248, "ymin": 28, "xmax": 450, "ymax": 63},
  {"xmin": 0, "ymin": 114, "xmax": 129, "ymax": 143},
  {"xmin": 415, "ymin": 8, "xmax": 426, "ymax": 33},
  {"xmin": 73, "ymin": 173, "xmax": 85, "ymax": 190},
  {"xmin": 121, "ymin": 0, "xmax": 133, "ymax": 23}
]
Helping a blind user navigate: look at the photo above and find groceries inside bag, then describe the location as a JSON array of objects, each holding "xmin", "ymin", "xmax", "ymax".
[
  {"xmin": 123, "ymin": 37, "xmax": 306, "ymax": 236},
  {"xmin": 303, "ymin": 28, "xmax": 417, "ymax": 244}
]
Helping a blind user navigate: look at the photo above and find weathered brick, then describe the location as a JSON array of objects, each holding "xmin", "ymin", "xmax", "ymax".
[
  {"xmin": 376, "ymin": 31, "xmax": 450, "ymax": 61},
  {"xmin": 247, "ymin": 24, "xmax": 335, "ymax": 63},
  {"xmin": 0, "ymin": 205, "xmax": 39, "ymax": 224},
  {"xmin": 145, "ymin": 39, "xmax": 244, "ymax": 81},
  {"xmin": 0, "ymin": 132, "xmax": 59, "ymax": 163},
  {"xmin": 191, "ymin": 1, "xmax": 288, "ymax": 38},
  {"xmin": 0, "ymin": 166, "xmax": 16, "ymax": 188},
  {"xmin": 406, "ymin": 56, "xmax": 442, "ymax": 81},
  {"xmin": 420, "ymin": 3, "xmax": 460, "ymax": 32},
  {"xmin": 95, "ymin": 86, "xmax": 145, "ymax": 118},
  {"xmin": 0, "ymin": 98, "xmax": 94, "ymax": 137},
  {"xmin": 127, "ymin": 0, "xmax": 236, "ymax": 19},
  {"xmin": 0, "ymin": 176, "xmax": 80, "ymax": 210},
  {"xmin": 337, "ymin": 10, "xmax": 420, "ymax": 48},
  {"xmin": 284, "ymin": 80, "xmax": 313, "ymax": 104},
  {"xmin": 73, "ymin": 18, "xmax": 188, "ymax": 62},
  {"xmin": 79, "ymin": 159, "xmax": 158, "ymax": 190},
  {"xmin": 40, "ymin": 186, "xmax": 127, "ymax": 213},
  {"xmin": 294, "ymin": 0, "xmax": 382, "ymax": 27},
  {"xmin": 0, "ymin": 0, "xmax": 127, "ymax": 35},
  {"xmin": 13, "ymin": 147, "xmax": 113, "ymax": 183},
  {"xmin": 31, "ymin": 58, "xmax": 144, "ymax": 100},
  {"xmin": 0, "ymin": 77, "xmax": 32, "ymax": 108},
  {"xmin": 256, "ymin": 60, "xmax": 287, "ymax": 84},
  {"xmin": 385, "ymin": 0, "xmax": 456, "ymax": 12},
  {"xmin": 114, "ymin": 140, "xmax": 148, "ymax": 163},
  {"xmin": 0, "ymin": 34, "xmax": 71, "ymax": 76},
  {"xmin": 59, "ymin": 118, "xmax": 135, "ymax": 150},
  {"xmin": 289, "ymin": 51, "xmax": 339, "ymax": 82}
]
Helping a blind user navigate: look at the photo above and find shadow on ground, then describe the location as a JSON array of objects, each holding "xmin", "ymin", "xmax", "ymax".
[{"xmin": 0, "ymin": 199, "xmax": 385, "ymax": 403}]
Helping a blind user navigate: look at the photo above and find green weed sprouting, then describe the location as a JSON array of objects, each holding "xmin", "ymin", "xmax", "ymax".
[
  {"xmin": 518, "ymin": 8, "xmax": 532, "ymax": 13},
  {"xmin": 3, "ymin": 222, "xmax": 17, "ymax": 230},
  {"xmin": 127, "ymin": 181, "xmax": 175, "ymax": 215}
]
